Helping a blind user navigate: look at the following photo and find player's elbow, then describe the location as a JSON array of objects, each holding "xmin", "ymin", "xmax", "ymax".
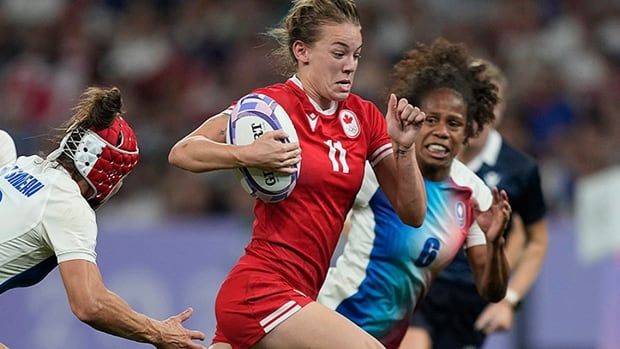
[
  {"xmin": 168, "ymin": 144, "xmax": 197, "ymax": 172},
  {"xmin": 168, "ymin": 144, "xmax": 185, "ymax": 168},
  {"xmin": 403, "ymin": 215, "xmax": 424, "ymax": 228},
  {"xmin": 398, "ymin": 205, "xmax": 426, "ymax": 228},
  {"xmin": 69, "ymin": 297, "xmax": 104, "ymax": 323}
]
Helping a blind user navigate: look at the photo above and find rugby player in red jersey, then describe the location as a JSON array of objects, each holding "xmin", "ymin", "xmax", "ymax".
[{"xmin": 169, "ymin": 1, "xmax": 427, "ymax": 348}]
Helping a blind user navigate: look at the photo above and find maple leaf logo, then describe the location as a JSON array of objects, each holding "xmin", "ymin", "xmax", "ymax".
[{"xmin": 340, "ymin": 110, "xmax": 360, "ymax": 138}]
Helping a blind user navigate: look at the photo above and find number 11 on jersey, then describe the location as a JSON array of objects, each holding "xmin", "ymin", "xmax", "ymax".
[{"xmin": 324, "ymin": 140, "xmax": 349, "ymax": 173}]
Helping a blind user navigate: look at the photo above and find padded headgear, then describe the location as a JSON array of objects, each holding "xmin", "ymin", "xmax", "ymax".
[{"xmin": 50, "ymin": 115, "xmax": 139, "ymax": 208}]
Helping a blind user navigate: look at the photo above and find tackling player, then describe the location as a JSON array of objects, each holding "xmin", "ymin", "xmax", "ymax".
[{"xmin": 0, "ymin": 87, "xmax": 206, "ymax": 349}]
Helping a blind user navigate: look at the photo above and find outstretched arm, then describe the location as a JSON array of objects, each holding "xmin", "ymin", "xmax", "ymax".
[
  {"xmin": 375, "ymin": 94, "xmax": 427, "ymax": 227},
  {"xmin": 474, "ymin": 217, "xmax": 548, "ymax": 334},
  {"xmin": 168, "ymin": 113, "xmax": 301, "ymax": 174},
  {"xmin": 466, "ymin": 188, "xmax": 511, "ymax": 302},
  {"xmin": 504, "ymin": 218, "xmax": 548, "ymax": 305},
  {"xmin": 59, "ymin": 260, "xmax": 207, "ymax": 349}
]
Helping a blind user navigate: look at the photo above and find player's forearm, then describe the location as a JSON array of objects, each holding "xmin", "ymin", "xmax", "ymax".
[
  {"xmin": 394, "ymin": 145, "xmax": 426, "ymax": 227},
  {"xmin": 507, "ymin": 222, "xmax": 548, "ymax": 299},
  {"xmin": 480, "ymin": 239, "xmax": 510, "ymax": 302},
  {"xmin": 504, "ymin": 218, "xmax": 526, "ymax": 268},
  {"xmin": 169, "ymin": 135, "xmax": 248, "ymax": 172},
  {"xmin": 78, "ymin": 289, "xmax": 163, "ymax": 345}
]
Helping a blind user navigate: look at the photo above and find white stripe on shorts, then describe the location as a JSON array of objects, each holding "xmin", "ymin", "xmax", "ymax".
[
  {"xmin": 259, "ymin": 300, "xmax": 303, "ymax": 333},
  {"xmin": 263, "ymin": 304, "xmax": 302, "ymax": 333}
]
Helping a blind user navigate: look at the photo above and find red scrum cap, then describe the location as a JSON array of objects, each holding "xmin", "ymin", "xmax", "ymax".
[{"xmin": 49, "ymin": 114, "xmax": 139, "ymax": 208}]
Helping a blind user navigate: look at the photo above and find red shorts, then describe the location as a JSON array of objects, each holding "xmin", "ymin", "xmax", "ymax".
[{"xmin": 211, "ymin": 268, "xmax": 314, "ymax": 349}]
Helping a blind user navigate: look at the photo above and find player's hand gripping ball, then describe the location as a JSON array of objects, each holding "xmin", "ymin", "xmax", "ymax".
[{"xmin": 226, "ymin": 93, "xmax": 300, "ymax": 203}]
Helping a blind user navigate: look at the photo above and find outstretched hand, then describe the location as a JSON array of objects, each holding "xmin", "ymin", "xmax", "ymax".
[
  {"xmin": 472, "ymin": 188, "xmax": 511, "ymax": 243},
  {"xmin": 155, "ymin": 308, "xmax": 207, "ymax": 349},
  {"xmin": 385, "ymin": 93, "xmax": 426, "ymax": 150}
]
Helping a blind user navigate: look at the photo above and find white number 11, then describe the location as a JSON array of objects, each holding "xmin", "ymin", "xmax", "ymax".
[{"xmin": 324, "ymin": 140, "xmax": 349, "ymax": 173}]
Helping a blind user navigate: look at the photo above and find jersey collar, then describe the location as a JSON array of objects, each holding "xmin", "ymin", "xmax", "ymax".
[
  {"xmin": 289, "ymin": 75, "xmax": 338, "ymax": 116},
  {"xmin": 467, "ymin": 129, "xmax": 502, "ymax": 172}
]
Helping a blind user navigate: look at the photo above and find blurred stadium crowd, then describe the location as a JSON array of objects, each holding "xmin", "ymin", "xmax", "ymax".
[{"xmin": 1, "ymin": 0, "xmax": 618, "ymax": 221}]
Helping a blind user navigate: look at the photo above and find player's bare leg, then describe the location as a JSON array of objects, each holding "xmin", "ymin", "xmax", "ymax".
[
  {"xmin": 209, "ymin": 343, "xmax": 232, "ymax": 349},
  {"xmin": 0, "ymin": 342, "xmax": 9, "ymax": 349},
  {"xmin": 399, "ymin": 327, "xmax": 431, "ymax": 349},
  {"xmin": 252, "ymin": 301, "xmax": 384, "ymax": 349}
]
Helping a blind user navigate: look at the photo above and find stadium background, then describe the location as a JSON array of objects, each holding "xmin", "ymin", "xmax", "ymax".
[{"xmin": 0, "ymin": 0, "xmax": 619, "ymax": 348}]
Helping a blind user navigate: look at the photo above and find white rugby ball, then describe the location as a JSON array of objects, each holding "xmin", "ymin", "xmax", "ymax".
[{"xmin": 226, "ymin": 93, "xmax": 300, "ymax": 203}]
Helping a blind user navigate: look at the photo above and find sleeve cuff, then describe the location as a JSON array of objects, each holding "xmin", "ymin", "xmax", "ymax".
[{"xmin": 56, "ymin": 251, "xmax": 97, "ymax": 264}]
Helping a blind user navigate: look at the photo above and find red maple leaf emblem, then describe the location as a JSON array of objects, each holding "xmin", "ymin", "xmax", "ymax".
[{"xmin": 343, "ymin": 114, "xmax": 353, "ymax": 124}]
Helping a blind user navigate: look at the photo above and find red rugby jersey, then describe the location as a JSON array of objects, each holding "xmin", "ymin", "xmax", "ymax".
[{"xmin": 236, "ymin": 76, "xmax": 392, "ymax": 298}]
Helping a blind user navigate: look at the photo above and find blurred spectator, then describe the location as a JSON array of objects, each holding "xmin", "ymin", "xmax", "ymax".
[{"xmin": 1, "ymin": 0, "xmax": 618, "ymax": 220}]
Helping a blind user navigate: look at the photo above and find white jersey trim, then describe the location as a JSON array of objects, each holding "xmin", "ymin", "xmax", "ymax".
[
  {"xmin": 465, "ymin": 222, "xmax": 487, "ymax": 249},
  {"xmin": 289, "ymin": 75, "xmax": 338, "ymax": 115},
  {"xmin": 449, "ymin": 159, "xmax": 492, "ymax": 249},
  {"xmin": 56, "ymin": 250, "xmax": 97, "ymax": 264},
  {"xmin": 450, "ymin": 159, "xmax": 493, "ymax": 212},
  {"xmin": 369, "ymin": 143, "xmax": 393, "ymax": 167}
]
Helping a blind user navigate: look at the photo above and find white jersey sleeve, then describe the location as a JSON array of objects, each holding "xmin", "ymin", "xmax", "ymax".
[
  {"xmin": 450, "ymin": 159, "xmax": 492, "ymax": 249},
  {"xmin": 465, "ymin": 222, "xmax": 486, "ymax": 248},
  {"xmin": 42, "ymin": 172, "xmax": 98, "ymax": 264},
  {"xmin": 354, "ymin": 162, "xmax": 380, "ymax": 207},
  {"xmin": 0, "ymin": 130, "xmax": 17, "ymax": 168}
]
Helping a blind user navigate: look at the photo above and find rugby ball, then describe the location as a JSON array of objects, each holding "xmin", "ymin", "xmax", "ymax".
[{"xmin": 226, "ymin": 93, "xmax": 300, "ymax": 203}]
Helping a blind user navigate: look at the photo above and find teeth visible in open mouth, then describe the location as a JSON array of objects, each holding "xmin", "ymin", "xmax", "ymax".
[{"xmin": 427, "ymin": 144, "xmax": 448, "ymax": 153}]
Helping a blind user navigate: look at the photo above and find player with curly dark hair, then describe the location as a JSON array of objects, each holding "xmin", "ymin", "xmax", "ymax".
[
  {"xmin": 403, "ymin": 58, "xmax": 549, "ymax": 349},
  {"xmin": 318, "ymin": 38, "xmax": 510, "ymax": 349},
  {"xmin": 390, "ymin": 38, "xmax": 497, "ymax": 143}
]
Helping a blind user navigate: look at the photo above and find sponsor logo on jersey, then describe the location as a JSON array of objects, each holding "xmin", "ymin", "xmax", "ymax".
[
  {"xmin": 455, "ymin": 201, "xmax": 466, "ymax": 228},
  {"xmin": 339, "ymin": 109, "xmax": 360, "ymax": 138},
  {"xmin": 0, "ymin": 189, "xmax": 3, "ymax": 202}
]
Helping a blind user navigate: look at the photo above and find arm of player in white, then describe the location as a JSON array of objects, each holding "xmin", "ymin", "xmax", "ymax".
[{"xmin": 59, "ymin": 260, "xmax": 207, "ymax": 349}]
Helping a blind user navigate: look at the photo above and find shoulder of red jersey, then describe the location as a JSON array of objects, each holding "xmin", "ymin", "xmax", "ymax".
[
  {"xmin": 340, "ymin": 93, "xmax": 383, "ymax": 118},
  {"xmin": 252, "ymin": 82, "xmax": 304, "ymax": 111}
]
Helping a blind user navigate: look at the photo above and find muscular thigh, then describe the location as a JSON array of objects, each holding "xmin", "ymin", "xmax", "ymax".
[{"xmin": 253, "ymin": 302, "xmax": 385, "ymax": 349}]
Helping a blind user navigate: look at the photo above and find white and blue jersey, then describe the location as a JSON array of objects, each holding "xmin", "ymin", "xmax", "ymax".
[
  {"xmin": 0, "ymin": 155, "xmax": 97, "ymax": 295},
  {"xmin": 438, "ymin": 130, "xmax": 546, "ymax": 285},
  {"xmin": 318, "ymin": 160, "xmax": 491, "ymax": 347}
]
